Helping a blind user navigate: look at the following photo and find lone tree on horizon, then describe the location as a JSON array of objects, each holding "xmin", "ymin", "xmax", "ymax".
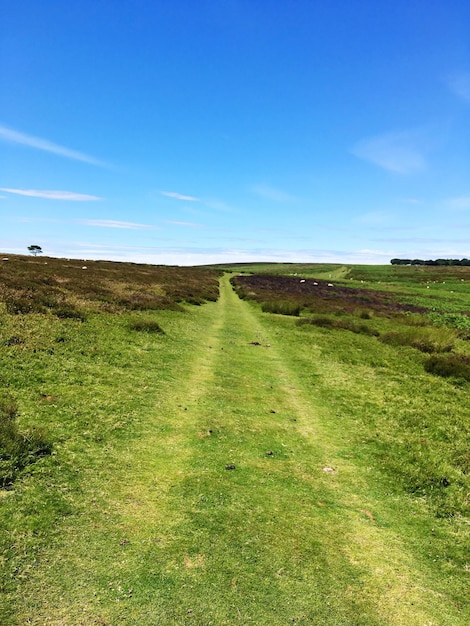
[{"xmin": 27, "ymin": 245, "xmax": 43, "ymax": 256}]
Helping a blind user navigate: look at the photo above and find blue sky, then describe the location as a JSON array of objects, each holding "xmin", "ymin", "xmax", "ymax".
[{"xmin": 1, "ymin": 0, "xmax": 470, "ymax": 265}]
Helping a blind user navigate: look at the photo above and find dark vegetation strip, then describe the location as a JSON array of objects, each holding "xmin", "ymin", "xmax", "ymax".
[
  {"xmin": 232, "ymin": 273, "xmax": 428, "ymax": 316},
  {"xmin": 391, "ymin": 257, "xmax": 470, "ymax": 266},
  {"xmin": 0, "ymin": 254, "xmax": 220, "ymax": 317}
]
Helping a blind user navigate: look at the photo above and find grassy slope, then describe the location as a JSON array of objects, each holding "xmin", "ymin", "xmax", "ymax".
[
  {"xmin": 0, "ymin": 274, "xmax": 468, "ymax": 624},
  {"xmin": 209, "ymin": 262, "xmax": 348, "ymax": 280}
]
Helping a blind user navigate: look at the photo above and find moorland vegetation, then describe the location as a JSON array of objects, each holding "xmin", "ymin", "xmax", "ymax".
[{"xmin": 1, "ymin": 256, "xmax": 469, "ymax": 624}]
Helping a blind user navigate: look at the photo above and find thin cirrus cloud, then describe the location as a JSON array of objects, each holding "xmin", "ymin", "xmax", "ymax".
[
  {"xmin": 351, "ymin": 129, "xmax": 427, "ymax": 174},
  {"xmin": 202, "ymin": 198, "xmax": 236, "ymax": 213},
  {"xmin": 0, "ymin": 188, "xmax": 102, "ymax": 201},
  {"xmin": 160, "ymin": 191, "xmax": 200, "ymax": 201},
  {"xmin": 251, "ymin": 183, "xmax": 298, "ymax": 202},
  {"xmin": 0, "ymin": 124, "xmax": 107, "ymax": 167},
  {"xmin": 76, "ymin": 219, "xmax": 159, "ymax": 230}
]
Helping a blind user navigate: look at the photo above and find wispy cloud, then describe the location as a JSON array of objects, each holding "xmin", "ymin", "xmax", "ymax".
[
  {"xmin": 76, "ymin": 219, "xmax": 158, "ymax": 230},
  {"xmin": 351, "ymin": 129, "xmax": 427, "ymax": 174},
  {"xmin": 0, "ymin": 124, "xmax": 107, "ymax": 166},
  {"xmin": 447, "ymin": 72, "xmax": 470, "ymax": 102},
  {"xmin": 161, "ymin": 191, "xmax": 199, "ymax": 201},
  {"xmin": 202, "ymin": 198, "xmax": 236, "ymax": 213},
  {"xmin": 0, "ymin": 188, "xmax": 102, "ymax": 201},
  {"xmin": 251, "ymin": 183, "xmax": 297, "ymax": 202}
]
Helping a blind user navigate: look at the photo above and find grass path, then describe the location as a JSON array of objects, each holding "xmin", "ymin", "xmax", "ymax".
[{"xmin": 6, "ymin": 275, "xmax": 467, "ymax": 624}]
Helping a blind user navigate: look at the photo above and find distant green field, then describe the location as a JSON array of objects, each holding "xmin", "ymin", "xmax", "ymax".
[
  {"xmin": 212, "ymin": 260, "xmax": 470, "ymax": 285},
  {"xmin": 210, "ymin": 261, "xmax": 347, "ymax": 279}
]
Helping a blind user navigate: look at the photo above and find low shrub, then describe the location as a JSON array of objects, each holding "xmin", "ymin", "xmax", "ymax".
[
  {"xmin": 233, "ymin": 286, "xmax": 249, "ymax": 300},
  {"xmin": 37, "ymin": 295, "xmax": 60, "ymax": 309},
  {"xmin": 401, "ymin": 312, "xmax": 430, "ymax": 327},
  {"xmin": 0, "ymin": 394, "xmax": 17, "ymax": 423},
  {"xmin": 380, "ymin": 327, "xmax": 455, "ymax": 353},
  {"xmin": 424, "ymin": 354, "xmax": 470, "ymax": 381},
  {"xmin": 300, "ymin": 316, "xmax": 333, "ymax": 328},
  {"xmin": 118, "ymin": 294, "xmax": 172, "ymax": 311},
  {"xmin": 4, "ymin": 336, "xmax": 24, "ymax": 346},
  {"xmin": 297, "ymin": 316, "xmax": 380, "ymax": 336},
  {"xmin": 261, "ymin": 301, "xmax": 302, "ymax": 316},
  {"xmin": 128, "ymin": 319, "xmax": 165, "ymax": 334},
  {"xmin": 0, "ymin": 394, "xmax": 52, "ymax": 487},
  {"xmin": 53, "ymin": 305, "xmax": 87, "ymax": 322},
  {"xmin": 6, "ymin": 298, "xmax": 47, "ymax": 315},
  {"xmin": 354, "ymin": 323, "xmax": 380, "ymax": 336}
]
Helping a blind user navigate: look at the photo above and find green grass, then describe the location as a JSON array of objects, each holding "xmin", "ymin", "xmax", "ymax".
[
  {"xmin": 0, "ymin": 263, "xmax": 469, "ymax": 624},
  {"xmin": 209, "ymin": 261, "xmax": 347, "ymax": 279}
]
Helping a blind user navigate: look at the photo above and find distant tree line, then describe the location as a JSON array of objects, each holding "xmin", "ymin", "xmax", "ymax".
[{"xmin": 390, "ymin": 258, "xmax": 470, "ymax": 266}]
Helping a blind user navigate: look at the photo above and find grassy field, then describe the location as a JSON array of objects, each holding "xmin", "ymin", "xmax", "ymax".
[{"xmin": 0, "ymin": 259, "xmax": 469, "ymax": 624}]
